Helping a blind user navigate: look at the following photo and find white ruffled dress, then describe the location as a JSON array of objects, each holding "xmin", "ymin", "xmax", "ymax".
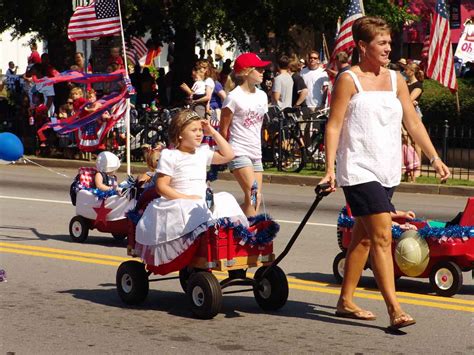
[{"xmin": 135, "ymin": 146, "xmax": 248, "ymax": 266}]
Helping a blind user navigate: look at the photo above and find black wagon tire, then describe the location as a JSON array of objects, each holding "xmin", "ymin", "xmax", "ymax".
[
  {"xmin": 429, "ymin": 261, "xmax": 463, "ymax": 297},
  {"xmin": 69, "ymin": 216, "xmax": 90, "ymax": 243},
  {"xmin": 332, "ymin": 252, "xmax": 346, "ymax": 284},
  {"xmin": 112, "ymin": 233, "xmax": 127, "ymax": 241},
  {"xmin": 116, "ymin": 261, "xmax": 149, "ymax": 305},
  {"xmin": 186, "ymin": 272, "xmax": 222, "ymax": 319},
  {"xmin": 179, "ymin": 267, "xmax": 196, "ymax": 292},
  {"xmin": 253, "ymin": 266, "xmax": 289, "ymax": 311}
]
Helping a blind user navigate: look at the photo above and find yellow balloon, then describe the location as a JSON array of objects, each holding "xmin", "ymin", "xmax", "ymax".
[{"xmin": 395, "ymin": 231, "xmax": 430, "ymax": 277}]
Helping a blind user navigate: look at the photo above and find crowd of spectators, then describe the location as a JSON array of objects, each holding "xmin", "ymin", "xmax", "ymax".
[{"xmin": 2, "ymin": 39, "xmax": 471, "ymax": 165}]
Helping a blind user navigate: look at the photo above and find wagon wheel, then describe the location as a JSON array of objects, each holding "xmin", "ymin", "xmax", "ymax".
[
  {"xmin": 179, "ymin": 267, "xmax": 196, "ymax": 292},
  {"xmin": 69, "ymin": 216, "xmax": 90, "ymax": 243},
  {"xmin": 429, "ymin": 261, "xmax": 463, "ymax": 297},
  {"xmin": 332, "ymin": 252, "xmax": 346, "ymax": 284},
  {"xmin": 186, "ymin": 272, "xmax": 222, "ymax": 319},
  {"xmin": 116, "ymin": 260, "xmax": 149, "ymax": 305},
  {"xmin": 253, "ymin": 266, "xmax": 289, "ymax": 311}
]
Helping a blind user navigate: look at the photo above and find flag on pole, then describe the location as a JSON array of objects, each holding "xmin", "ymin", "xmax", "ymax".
[
  {"xmin": 68, "ymin": 0, "xmax": 121, "ymax": 41},
  {"xmin": 329, "ymin": 0, "xmax": 364, "ymax": 65},
  {"xmin": 426, "ymin": 0, "xmax": 457, "ymax": 92},
  {"xmin": 126, "ymin": 36, "xmax": 148, "ymax": 64}
]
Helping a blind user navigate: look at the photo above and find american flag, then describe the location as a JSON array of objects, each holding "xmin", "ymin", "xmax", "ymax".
[
  {"xmin": 68, "ymin": 0, "xmax": 121, "ymax": 42},
  {"xmin": 126, "ymin": 37, "xmax": 148, "ymax": 64},
  {"xmin": 426, "ymin": 0, "xmax": 457, "ymax": 91},
  {"xmin": 329, "ymin": 0, "xmax": 364, "ymax": 66},
  {"xmin": 421, "ymin": 33, "xmax": 430, "ymax": 60}
]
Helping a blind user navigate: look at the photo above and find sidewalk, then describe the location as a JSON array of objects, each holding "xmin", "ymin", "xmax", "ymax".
[{"xmin": 24, "ymin": 156, "xmax": 474, "ymax": 197}]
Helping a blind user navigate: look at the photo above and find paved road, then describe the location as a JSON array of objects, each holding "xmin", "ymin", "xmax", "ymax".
[{"xmin": 1, "ymin": 165, "xmax": 473, "ymax": 354}]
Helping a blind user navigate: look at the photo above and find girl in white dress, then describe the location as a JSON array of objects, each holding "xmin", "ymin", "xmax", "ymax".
[{"xmin": 135, "ymin": 109, "xmax": 248, "ymax": 267}]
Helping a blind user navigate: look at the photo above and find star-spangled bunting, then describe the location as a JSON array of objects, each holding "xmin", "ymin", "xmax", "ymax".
[
  {"xmin": 68, "ymin": 0, "xmax": 121, "ymax": 41},
  {"xmin": 329, "ymin": 0, "xmax": 364, "ymax": 69},
  {"xmin": 426, "ymin": 0, "xmax": 457, "ymax": 92}
]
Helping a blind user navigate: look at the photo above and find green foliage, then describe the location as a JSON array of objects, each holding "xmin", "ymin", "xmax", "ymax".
[{"xmin": 419, "ymin": 78, "xmax": 474, "ymax": 128}]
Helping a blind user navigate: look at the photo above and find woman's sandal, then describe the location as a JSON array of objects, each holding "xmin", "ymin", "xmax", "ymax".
[
  {"xmin": 335, "ymin": 308, "xmax": 377, "ymax": 321},
  {"xmin": 389, "ymin": 313, "xmax": 416, "ymax": 330}
]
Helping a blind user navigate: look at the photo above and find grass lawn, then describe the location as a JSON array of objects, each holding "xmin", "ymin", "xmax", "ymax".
[{"xmin": 264, "ymin": 167, "xmax": 474, "ymax": 187}]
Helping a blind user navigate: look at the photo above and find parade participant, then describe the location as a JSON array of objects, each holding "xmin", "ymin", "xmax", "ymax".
[
  {"xmin": 219, "ymin": 52, "xmax": 270, "ymax": 217},
  {"xmin": 137, "ymin": 144, "xmax": 164, "ymax": 190},
  {"xmin": 320, "ymin": 16, "xmax": 450, "ymax": 330},
  {"xmin": 134, "ymin": 109, "xmax": 247, "ymax": 267},
  {"xmin": 94, "ymin": 151, "xmax": 120, "ymax": 192}
]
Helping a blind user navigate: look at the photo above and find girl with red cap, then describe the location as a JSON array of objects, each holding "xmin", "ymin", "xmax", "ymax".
[{"xmin": 219, "ymin": 53, "xmax": 271, "ymax": 217}]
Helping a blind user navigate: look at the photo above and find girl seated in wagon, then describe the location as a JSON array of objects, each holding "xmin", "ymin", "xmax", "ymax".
[{"xmin": 134, "ymin": 109, "xmax": 248, "ymax": 266}]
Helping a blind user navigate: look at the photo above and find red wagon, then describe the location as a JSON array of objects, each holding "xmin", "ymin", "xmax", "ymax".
[
  {"xmin": 117, "ymin": 218, "xmax": 287, "ymax": 319},
  {"xmin": 333, "ymin": 197, "xmax": 474, "ymax": 297},
  {"xmin": 116, "ymin": 184, "xmax": 331, "ymax": 319}
]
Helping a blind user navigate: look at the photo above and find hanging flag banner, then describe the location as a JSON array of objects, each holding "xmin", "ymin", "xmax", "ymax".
[{"xmin": 454, "ymin": 23, "xmax": 474, "ymax": 63}]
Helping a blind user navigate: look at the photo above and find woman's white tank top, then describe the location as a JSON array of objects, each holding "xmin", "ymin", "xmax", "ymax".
[{"xmin": 336, "ymin": 70, "xmax": 403, "ymax": 187}]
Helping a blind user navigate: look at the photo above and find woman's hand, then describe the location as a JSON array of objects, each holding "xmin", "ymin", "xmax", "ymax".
[
  {"xmin": 404, "ymin": 210, "xmax": 416, "ymax": 219},
  {"xmin": 319, "ymin": 171, "xmax": 337, "ymax": 192},
  {"xmin": 432, "ymin": 159, "xmax": 451, "ymax": 183},
  {"xmin": 187, "ymin": 194, "xmax": 202, "ymax": 200}
]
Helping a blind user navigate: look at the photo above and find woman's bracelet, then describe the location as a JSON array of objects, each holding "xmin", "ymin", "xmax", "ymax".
[{"xmin": 430, "ymin": 156, "xmax": 441, "ymax": 165}]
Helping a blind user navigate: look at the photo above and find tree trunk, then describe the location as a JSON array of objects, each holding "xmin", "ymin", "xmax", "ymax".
[{"xmin": 170, "ymin": 26, "xmax": 196, "ymax": 106}]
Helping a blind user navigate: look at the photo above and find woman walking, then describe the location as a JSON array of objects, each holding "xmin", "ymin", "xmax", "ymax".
[{"xmin": 320, "ymin": 16, "xmax": 450, "ymax": 330}]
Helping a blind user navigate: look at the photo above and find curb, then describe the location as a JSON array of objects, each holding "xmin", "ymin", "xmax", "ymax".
[{"xmin": 23, "ymin": 156, "xmax": 474, "ymax": 197}]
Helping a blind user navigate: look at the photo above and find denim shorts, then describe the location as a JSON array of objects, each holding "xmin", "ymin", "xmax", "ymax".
[{"xmin": 228, "ymin": 155, "xmax": 264, "ymax": 172}]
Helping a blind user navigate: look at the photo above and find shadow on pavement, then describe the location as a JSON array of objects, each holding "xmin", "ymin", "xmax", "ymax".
[
  {"xmin": 0, "ymin": 225, "xmax": 127, "ymax": 249},
  {"xmin": 58, "ymin": 283, "xmax": 396, "ymax": 333}
]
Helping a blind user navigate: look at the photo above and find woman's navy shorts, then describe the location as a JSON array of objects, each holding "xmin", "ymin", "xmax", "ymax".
[{"xmin": 342, "ymin": 181, "xmax": 396, "ymax": 217}]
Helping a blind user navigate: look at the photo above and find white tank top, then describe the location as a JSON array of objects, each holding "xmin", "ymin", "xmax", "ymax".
[{"xmin": 336, "ymin": 70, "xmax": 403, "ymax": 187}]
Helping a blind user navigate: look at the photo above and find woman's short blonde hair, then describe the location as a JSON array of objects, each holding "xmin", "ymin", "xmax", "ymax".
[
  {"xmin": 168, "ymin": 109, "xmax": 202, "ymax": 147},
  {"xmin": 352, "ymin": 16, "xmax": 391, "ymax": 45}
]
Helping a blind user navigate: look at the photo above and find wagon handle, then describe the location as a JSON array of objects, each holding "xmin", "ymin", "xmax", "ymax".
[{"xmin": 259, "ymin": 183, "xmax": 332, "ymax": 279}]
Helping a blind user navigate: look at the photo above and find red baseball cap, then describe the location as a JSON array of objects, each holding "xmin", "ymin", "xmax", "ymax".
[{"xmin": 233, "ymin": 53, "xmax": 271, "ymax": 74}]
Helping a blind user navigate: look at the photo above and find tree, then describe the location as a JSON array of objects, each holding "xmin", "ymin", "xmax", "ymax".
[
  {"xmin": 1, "ymin": 0, "xmax": 416, "ymax": 97},
  {"xmin": 0, "ymin": 0, "xmax": 75, "ymax": 70}
]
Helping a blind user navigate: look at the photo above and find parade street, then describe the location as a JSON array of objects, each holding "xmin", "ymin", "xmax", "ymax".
[{"xmin": 1, "ymin": 165, "xmax": 473, "ymax": 354}]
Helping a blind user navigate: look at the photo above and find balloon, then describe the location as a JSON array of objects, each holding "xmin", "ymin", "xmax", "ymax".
[
  {"xmin": 395, "ymin": 230, "xmax": 430, "ymax": 277},
  {"xmin": 0, "ymin": 133, "xmax": 24, "ymax": 161}
]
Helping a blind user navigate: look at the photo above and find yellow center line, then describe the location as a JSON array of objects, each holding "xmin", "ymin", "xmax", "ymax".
[
  {"xmin": 1, "ymin": 243, "xmax": 473, "ymax": 312},
  {"xmin": 0, "ymin": 242, "xmax": 131, "ymax": 262},
  {"xmin": 0, "ymin": 247, "xmax": 121, "ymax": 267}
]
